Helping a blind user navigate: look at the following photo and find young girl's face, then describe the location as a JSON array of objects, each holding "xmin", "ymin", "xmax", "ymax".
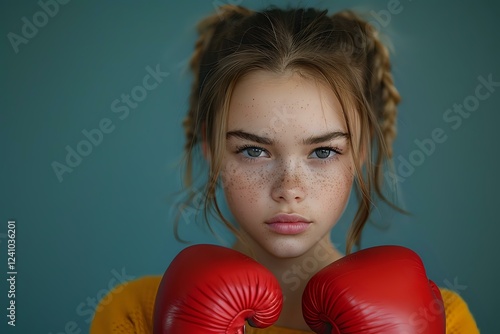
[{"xmin": 220, "ymin": 70, "xmax": 355, "ymax": 259}]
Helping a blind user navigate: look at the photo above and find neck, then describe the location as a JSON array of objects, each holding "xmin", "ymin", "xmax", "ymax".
[{"xmin": 232, "ymin": 235, "xmax": 343, "ymax": 330}]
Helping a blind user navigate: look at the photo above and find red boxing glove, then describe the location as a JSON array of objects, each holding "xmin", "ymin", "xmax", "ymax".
[
  {"xmin": 153, "ymin": 244, "xmax": 283, "ymax": 334},
  {"xmin": 302, "ymin": 245, "xmax": 445, "ymax": 333}
]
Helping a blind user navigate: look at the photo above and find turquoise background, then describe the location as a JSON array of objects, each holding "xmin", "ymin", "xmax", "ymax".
[{"xmin": 1, "ymin": 0, "xmax": 498, "ymax": 332}]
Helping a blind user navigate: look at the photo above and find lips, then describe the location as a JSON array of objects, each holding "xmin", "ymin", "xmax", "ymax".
[{"xmin": 266, "ymin": 213, "xmax": 311, "ymax": 235}]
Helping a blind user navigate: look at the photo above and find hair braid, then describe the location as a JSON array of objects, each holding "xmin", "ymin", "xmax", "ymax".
[
  {"xmin": 363, "ymin": 19, "xmax": 401, "ymax": 217},
  {"xmin": 331, "ymin": 10, "xmax": 402, "ymax": 253},
  {"xmin": 333, "ymin": 10, "xmax": 400, "ymax": 159},
  {"xmin": 183, "ymin": 5, "xmax": 253, "ymax": 157},
  {"xmin": 368, "ymin": 28, "xmax": 400, "ymax": 160}
]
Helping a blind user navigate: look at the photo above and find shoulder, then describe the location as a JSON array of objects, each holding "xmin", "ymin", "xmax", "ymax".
[
  {"xmin": 439, "ymin": 288, "xmax": 480, "ymax": 333},
  {"xmin": 90, "ymin": 275, "xmax": 162, "ymax": 334}
]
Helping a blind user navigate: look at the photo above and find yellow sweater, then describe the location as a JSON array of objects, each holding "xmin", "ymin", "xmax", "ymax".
[{"xmin": 90, "ymin": 276, "xmax": 479, "ymax": 333}]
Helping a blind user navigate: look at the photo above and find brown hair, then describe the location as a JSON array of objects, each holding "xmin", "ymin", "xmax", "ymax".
[{"xmin": 178, "ymin": 5, "xmax": 402, "ymax": 254}]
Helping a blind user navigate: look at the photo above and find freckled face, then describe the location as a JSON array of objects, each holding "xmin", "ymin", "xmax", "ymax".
[{"xmin": 221, "ymin": 70, "xmax": 355, "ymax": 258}]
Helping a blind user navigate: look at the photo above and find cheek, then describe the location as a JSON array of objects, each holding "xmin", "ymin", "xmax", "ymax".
[
  {"xmin": 221, "ymin": 163, "xmax": 269, "ymax": 205},
  {"xmin": 307, "ymin": 160, "xmax": 354, "ymax": 203}
]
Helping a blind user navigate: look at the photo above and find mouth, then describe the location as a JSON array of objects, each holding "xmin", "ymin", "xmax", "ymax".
[{"xmin": 265, "ymin": 213, "xmax": 311, "ymax": 235}]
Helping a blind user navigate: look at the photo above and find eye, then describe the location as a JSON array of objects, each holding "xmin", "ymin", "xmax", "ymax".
[
  {"xmin": 309, "ymin": 147, "xmax": 339, "ymax": 159},
  {"xmin": 245, "ymin": 147, "xmax": 264, "ymax": 158},
  {"xmin": 236, "ymin": 145, "xmax": 269, "ymax": 159}
]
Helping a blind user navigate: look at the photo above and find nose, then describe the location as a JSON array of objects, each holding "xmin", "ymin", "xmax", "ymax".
[{"xmin": 271, "ymin": 159, "xmax": 306, "ymax": 203}]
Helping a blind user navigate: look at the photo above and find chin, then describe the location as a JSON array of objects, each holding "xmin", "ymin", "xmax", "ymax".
[{"xmin": 264, "ymin": 242, "xmax": 311, "ymax": 259}]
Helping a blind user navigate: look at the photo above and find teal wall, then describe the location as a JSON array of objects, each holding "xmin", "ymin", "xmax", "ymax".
[{"xmin": 1, "ymin": 0, "xmax": 498, "ymax": 332}]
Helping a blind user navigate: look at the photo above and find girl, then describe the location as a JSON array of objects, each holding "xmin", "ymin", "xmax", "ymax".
[{"xmin": 91, "ymin": 4, "xmax": 479, "ymax": 333}]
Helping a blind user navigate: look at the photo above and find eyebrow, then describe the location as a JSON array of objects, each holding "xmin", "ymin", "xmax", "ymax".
[
  {"xmin": 302, "ymin": 131, "xmax": 350, "ymax": 145},
  {"xmin": 226, "ymin": 130, "xmax": 349, "ymax": 145},
  {"xmin": 226, "ymin": 131, "xmax": 273, "ymax": 145}
]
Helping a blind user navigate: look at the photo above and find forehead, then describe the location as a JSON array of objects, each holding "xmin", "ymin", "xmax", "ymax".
[{"xmin": 227, "ymin": 70, "xmax": 348, "ymax": 135}]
